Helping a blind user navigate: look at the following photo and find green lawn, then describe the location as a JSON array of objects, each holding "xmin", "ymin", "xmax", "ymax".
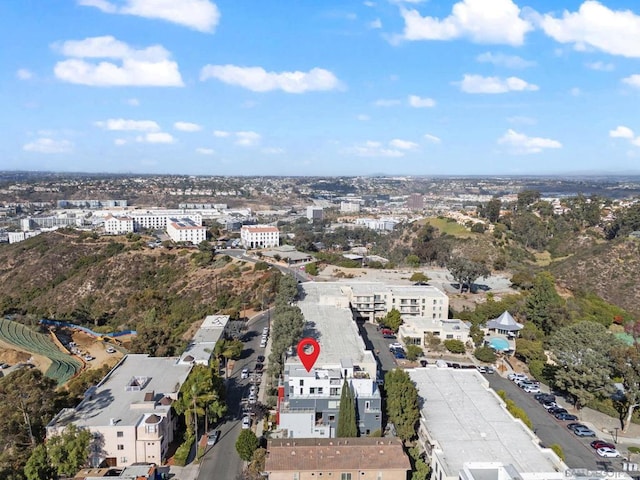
[{"xmin": 424, "ymin": 217, "xmax": 475, "ymax": 238}]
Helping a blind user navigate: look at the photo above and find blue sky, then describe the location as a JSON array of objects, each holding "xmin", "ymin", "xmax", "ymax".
[{"xmin": 4, "ymin": 0, "xmax": 640, "ymax": 176}]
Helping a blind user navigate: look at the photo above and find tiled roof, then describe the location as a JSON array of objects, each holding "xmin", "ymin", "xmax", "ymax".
[{"xmin": 265, "ymin": 438, "xmax": 410, "ymax": 472}]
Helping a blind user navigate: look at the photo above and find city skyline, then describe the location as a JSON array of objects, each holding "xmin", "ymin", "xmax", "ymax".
[{"xmin": 4, "ymin": 0, "xmax": 640, "ymax": 176}]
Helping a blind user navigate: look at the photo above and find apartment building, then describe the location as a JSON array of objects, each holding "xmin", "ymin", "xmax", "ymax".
[
  {"xmin": 166, "ymin": 217, "xmax": 207, "ymax": 244},
  {"xmin": 409, "ymin": 367, "xmax": 567, "ymax": 480},
  {"xmin": 240, "ymin": 224, "xmax": 280, "ymax": 249},
  {"xmin": 399, "ymin": 317, "xmax": 470, "ymax": 346},
  {"xmin": 278, "ymin": 282, "xmax": 382, "ymax": 438},
  {"xmin": 340, "ymin": 201, "xmax": 360, "ymax": 213},
  {"xmin": 47, "ymin": 355, "xmax": 192, "ymax": 468},
  {"xmin": 341, "ymin": 283, "xmax": 449, "ymax": 322},
  {"xmin": 264, "ymin": 438, "xmax": 410, "ymax": 480},
  {"xmin": 306, "ymin": 206, "xmax": 324, "ymax": 221},
  {"xmin": 104, "ymin": 215, "xmax": 134, "ymax": 235}
]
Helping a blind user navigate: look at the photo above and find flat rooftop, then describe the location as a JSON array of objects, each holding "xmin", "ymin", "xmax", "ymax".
[
  {"xmin": 409, "ymin": 368, "xmax": 563, "ymax": 476},
  {"xmin": 180, "ymin": 315, "xmax": 229, "ymax": 364},
  {"xmin": 49, "ymin": 354, "xmax": 191, "ymax": 429},
  {"xmin": 347, "ymin": 282, "xmax": 448, "ymax": 298},
  {"xmin": 293, "ymin": 282, "xmax": 374, "ymax": 368}
]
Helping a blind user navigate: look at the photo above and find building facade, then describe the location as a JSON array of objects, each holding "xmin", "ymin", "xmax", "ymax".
[
  {"xmin": 399, "ymin": 317, "xmax": 470, "ymax": 347},
  {"xmin": 166, "ymin": 217, "xmax": 207, "ymax": 244},
  {"xmin": 306, "ymin": 206, "xmax": 324, "ymax": 221},
  {"xmin": 104, "ymin": 215, "xmax": 135, "ymax": 235},
  {"xmin": 240, "ymin": 225, "xmax": 280, "ymax": 248}
]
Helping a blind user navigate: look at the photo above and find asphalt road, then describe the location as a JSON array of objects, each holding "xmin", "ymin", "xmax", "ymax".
[
  {"xmin": 198, "ymin": 312, "xmax": 269, "ymax": 480},
  {"xmin": 486, "ymin": 375, "xmax": 624, "ymax": 472},
  {"xmin": 358, "ymin": 322, "xmax": 402, "ymax": 376}
]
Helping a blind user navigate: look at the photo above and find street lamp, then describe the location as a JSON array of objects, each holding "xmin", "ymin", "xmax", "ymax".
[{"xmin": 614, "ymin": 427, "xmax": 619, "ymax": 444}]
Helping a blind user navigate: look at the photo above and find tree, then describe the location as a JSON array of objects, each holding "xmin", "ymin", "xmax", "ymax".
[
  {"xmin": 446, "ymin": 257, "xmax": 490, "ymax": 292},
  {"xmin": 378, "ymin": 308, "xmax": 402, "ymax": 333},
  {"xmin": 408, "ymin": 445, "xmax": 430, "ymax": 480},
  {"xmin": 484, "ymin": 198, "xmax": 502, "ymax": 223},
  {"xmin": 385, "ymin": 369, "xmax": 420, "ymax": 442},
  {"xmin": 473, "ymin": 346, "xmax": 496, "ymax": 363},
  {"xmin": 409, "ymin": 272, "xmax": 429, "ymax": 283},
  {"xmin": 305, "ymin": 262, "xmax": 318, "ymax": 275},
  {"xmin": 337, "ymin": 381, "xmax": 358, "ymax": 437},
  {"xmin": 525, "ymin": 272, "xmax": 566, "ymax": 335},
  {"xmin": 174, "ymin": 365, "xmax": 227, "ymax": 434},
  {"xmin": 24, "ymin": 445, "xmax": 56, "ymax": 480},
  {"xmin": 406, "ymin": 345, "xmax": 423, "ymax": 361},
  {"xmin": 548, "ymin": 321, "xmax": 621, "ymax": 410},
  {"xmin": 443, "ymin": 339, "xmax": 465, "ymax": 354},
  {"xmin": 46, "ymin": 424, "xmax": 91, "ymax": 477},
  {"xmin": 236, "ymin": 429, "xmax": 259, "ymax": 461},
  {"xmin": 405, "ymin": 255, "xmax": 420, "ymax": 268},
  {"xmin": 611, "ymin": 345, "xmax": 640, "ymax": 432}
]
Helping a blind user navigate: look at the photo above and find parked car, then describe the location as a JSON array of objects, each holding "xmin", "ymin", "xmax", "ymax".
[
  {"xmin": 573, "ymin": 427, "xmax": 596, "ymax": 437},
  {"xmin": 419, "ymin": 359, "xmax": 428, "ymax": 367},
  {"xmin": 381, "ymin": 328, "xmax": 394, "ymax": 336},
  {"xmin": 206, "ymin": 430, "xmax": 220, "ymax": 446},
  {"xmin": 260, "ymin": 339, "xmax": 267, "ymax": 348},
  {"xmin": 476, "ymin": 366, "xmax": 487, "ymax": 373},
  {"xmin": 394, "ymin": 351, "xmax": 406, "ymax": 360},
  {"xmin": 567, "ymin": 423, "xmax": 586, "ymax": 431},
  {"xmin": 508, "ymin": 373, "xmax": 527, "ymax": 381},
  {"xmin": 534, "ymin": 393, "xmax": 556, "ymax": 403},
  {"xmin": 522, "ymin": 385, "xmax": 541, "ymax": 394},
  {"xmin": 257, "ymin": 355, "xmax": 265, "ymax": 363},
  {"xmin": 542, "ymin": 402, "xmax": 559, "ymax": 410},
  {"xmin": 591, "ymin": 440, "xmax": 616, "ymax": 450},
  {"xmin": 596, "ymin": 447, "xmax": 621, "ymax": 458},
  {"xmin": 389, "ymin": 343, "xmax": 404, "ymax": 350},
  {"xmin": 241, "ymin": 368, "xmax": 250, "ymax": 379},
  {"xmin": 106, "ymin": 346, "xmax": 116, "ymax": 354},
  {"xmin": 485, "ymin": 366, "xmax": 495, "ymax": 374},
  {"xmin": 555, "ymin": 412, "xmax": 578, "ymax": 421},
  {"xmin": 242, "ymin": 416, "xmax": 251, "ymax": 429},
  {"xmin": 255, "ymin": 363, "xmax": 264, "ymax": 372},
  {"xmin": 548, "ymin": 407, "xmax": 568, "ymax": 416}
]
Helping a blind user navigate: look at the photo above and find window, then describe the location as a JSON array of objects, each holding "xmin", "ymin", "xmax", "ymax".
[
  {"xmin": 330, "ymin": 388, "xmax": 339, "ymax": 396},
  {"xmin": 116, "ymin": 431, "xmax": 123, "ymax": 438},
  {"xmin": 120, "ymin": 457, "xmax": 127, "ymax": 463},
  {"xmin": 299, "ymin": 380, "xmax": 304, "ymax": 386},
  {"xmin": 300, "ymin": 388, "xmax": 304, "ymax": 395},
  {"xmin": 341, "ymin": 474, "xmax": 352, "ymax": 480},
  {"xmin": 117, "ymin": 445, "xmax": 124, "ymax": 450},
  {"xmin": 310, "ymin": 388, "xmax": 316, "ymax": 394},
  {"xmin": 365, "ymin": 401, "xmax": 370, "ymax": 410},
  {"xmin": 317, "ymin": 387, "xmax": 323, "ymax": 394},
  {"xmin": 328, "ymin": 414, "xmax": 336, "ymax": 422}
]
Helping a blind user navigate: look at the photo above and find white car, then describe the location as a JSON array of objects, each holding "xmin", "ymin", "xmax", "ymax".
[
  {"xmin": 248, "ymin": 394, "xmax": 257, "ymax": 404},
  {"xmin": 508, "ymin": 373, "xmax": 527, "ymax": 381},
  {"xmin": 106, "ymin": 346, "xmax": 116, "ymax": 354},
  {"xmin": 389, "ymin": 343, "xmax": 404, "ymax": 350},
  {"xmin": 260, "ymin": 339, "xmax": 267, "ymax": 348},
  {"xmin": 523, "ymin": 385, "xmax": 541, "ymax": 394},
  {"xmin": 262, "ymin": 327, "xmax": 269, "ymax": 335},
  {"xmin": 596, "ymin": 447, "xmax": 621, "ymax": 458},
  {"xmin": 241, "ymin": 368, "xmax": 249, "ymax": 379},
  {"xmin": 242, "ymin": 416, "xmax": 251, "ymax": 429}
]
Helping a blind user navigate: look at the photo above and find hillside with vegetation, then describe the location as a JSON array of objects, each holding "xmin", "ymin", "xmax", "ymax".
[{"xmin": 0, "ymin": 230, "xmax": 280, "ymax": 355}]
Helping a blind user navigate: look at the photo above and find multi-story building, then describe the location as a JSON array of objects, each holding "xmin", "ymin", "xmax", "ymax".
[
  {"xmin": 240, "ymin": 225, "xmax": 280, "ymax": 249},
  {"xmin": 409, "ymin": 367, "xmax": 567, "ymax": 480},
  {"xmin": 340, "ymin": 283, "xmax": 449, "ymax": 322},
  {"xmin": 306, "ymin": 206, "xmax": 324, "ymax": 221},
  {"xmin": 264, "ymin": 438, "xmax": 411, "ymax": 480},
  {"xmin": 354, "ymin": 217, "xmax": 399, "ymax": 232},
  {"xmin": 166, "ymin": 217, "xmax": 207, "ymax": 244},
  {"xmin": 104, "ymin": 215, "xmax": 134, "ymax": 235},
  {"xmin": 47, "ymin": 354, "xmax": 192, "ymax": 468},
  {"xmin": 407, "ymin": 193, "xmax": 425, "ymax": 211},
  {"xmin": 340, "ymin": 201, "xmax": 360, "ymax": 213},
  {"xmin": 278, "ymin": 282, "xmax": 382, "ymax": 438},
  {"xmin": 399, "ymin": 317, "xmax": 470, "ymax": 346}
]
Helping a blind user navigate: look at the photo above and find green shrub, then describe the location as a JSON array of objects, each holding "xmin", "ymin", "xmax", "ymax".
[
  {"xmin": 550, "ymin": 444, "xmax": 565, "ymax": 461},
  {"xmin": 473, "ymin": 346, "xmax": 496, "ymax": 363},
  {"xmin": 254, "ymin": 261, "xmax": 270, "ymax": 271},
  {"xmin": 173, "ymin": 433, "xmax": 194, "ymax": 466},
  {"xmin": 305, "ymin": 263, "xmax": 319, "ymax": 275},
  {"xmin": 443, "ymin": 339, "xmax": 465, "ymax": 354},
  {"xmin": 406, "ymin": 345, "xmax": 423, "ymax": 361}
]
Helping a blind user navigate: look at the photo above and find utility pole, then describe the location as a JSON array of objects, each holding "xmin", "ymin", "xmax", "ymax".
[{"xmin": 19, "ymin": 396, "xmax": 35, "ymax": 446}]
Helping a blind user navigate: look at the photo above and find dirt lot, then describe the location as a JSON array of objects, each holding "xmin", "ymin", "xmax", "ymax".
[
  {"xmin": 69, "ymin": 330, "xmax": 127, "ymax": 371},
  {"xmin": 0, "ymin": 338, "xmax": 51, "ymax": 371}
]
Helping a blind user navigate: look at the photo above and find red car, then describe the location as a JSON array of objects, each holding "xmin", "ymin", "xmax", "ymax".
[{"xmin": 590, "ymin": 440, "xmax": 616, "ymax": 450}]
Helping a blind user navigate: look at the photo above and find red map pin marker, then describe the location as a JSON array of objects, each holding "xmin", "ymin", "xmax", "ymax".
[{"xmin": 297, "ymin": 337, "xmax": 320, "ymax": 372}]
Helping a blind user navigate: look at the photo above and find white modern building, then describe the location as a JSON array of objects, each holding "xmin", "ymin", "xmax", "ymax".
[
  {"xmin": 399, "ymin": 317, "xmax": 470, "ymax": 347},
  {"xmin": 47, "ymin": 354, "xmax": 192, "ymax": 468},
  {"xmin": 166, "ymin": 217, "xmax": 207, "ymax": 244},
  {"xmin": 355, "ymin": 217, "xmax": 399, "ymax": 232},
  {"xmin": 341, "ymin": 283, "xmax": 449, "ymax": 322},
  {"xmin": 409, "ymin": 367, "xmax": 567, "ymax": 480},
  {"xmin": 240, "ymin": 225, "xmax": 280, "ymax": 249},
  {"xmin": 278, "ymin": 282, "xmax": 382, "ymax": 438},
  {"xmin": 340, "ymin": 201, "xmax": 361, "ymax": 213},
  {"xmin": 104, "ymin": 215, "xmax": 134, "ymax": 235}
]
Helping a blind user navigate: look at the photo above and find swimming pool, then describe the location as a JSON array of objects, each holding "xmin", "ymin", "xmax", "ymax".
[{"xmin": 489, "ymin": 337, "xmax": 510, "ymax": 351}]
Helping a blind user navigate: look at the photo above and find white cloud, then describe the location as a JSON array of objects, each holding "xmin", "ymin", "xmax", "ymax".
[
  {"xmin": 369, "ymin": 18, "xmax": 382, "ymax": 29},
  {"xmin": 609, "ymin": 126, "xmax": 634, "ymax": 139},
  {"xmin": 196, "ymin": 147, "xmax": 215, "ymax": 155},
  {"xmin": 262, "ymin": 147, "xmax": 285, "ymax": 154},
  {"xmin": 498, "ymin": 129, "xmax": 562, "ymax": 154},
  {"xmin": 349, "ymin": 141, "xmax": 405, "ymax": 158},
  {"xmin": 508, "ymin": 116, "xmax": 537, "ymax": 125},
  {"xmin": 200, "ymin": 65, "xmax": 341, "ymax": 93},
  {"xmin": 408, "ymin": 94, "xmax": 436, "ymax": 108},
  {"xmin": 213, "ymin": 130, "xmax": 230, "ymax": 137},
  {"xmin": 539, "ymin": 1, "xmax": 640, "ymax": 58},
  {"xmin": 235, "ymin": 131, "xmax": 261, "ymax": 146},
  {"xmin": 390, "ymin": 139, "xmax": 419, "ymax": 150},
  {"xmin": 23, "ymin": 138, "xmax": 74, "ymax": 154},
  {"xmin": 357, "ymin": 114, "xmax": 370, "ymax": 121},
  {"xmin": 174, "ymin": 121, "xmax": 202, "ymax": 132},
  {"xmin": 53, "ymin": 36, "xmax": 184, "ymax": 87},
  {"xmin": 424, "ymin": 134, "xmax": 441, "ymax": 144},
  {"xmin": 395, "ymin": 0, "xmax": 532, "ymax": 46},
  {"xmin": 114, "ymin": 138, "xmax": 127, "ymax": 146},
  {"xmin": 622, "ymin": 74, "xmax": 640, "ymax": 88},
  {"xmin": 78, "ymin": 0, "xmax": 220, "ymax": 33},
  {"xmin": 373, "ymin": 98, "xmax": 401, "ymax": 107},
  {"xmin": 16, "ymin": 69, "xmax": 33, "ymax": 80},
  {"xmin": 457, "ymin": 74, "xmax": 539, "ymax": 94},
  {"xmin": 476, "ymin": 52, "xmax": 535, "ymax": 68},
  {"xmin": 95, "ymin": 118, "xmax": 160, "ymax": 131},
  {"xmin": 127, "ymin": 98, "xmax": 140, "ymax": 106},
  {"xmin": 136, "ymin": 132, "xmax": 175, "ymax": 144},
  {"xmin": 586, "ymin": 61, "xmax": 614, "ymax": 71}
]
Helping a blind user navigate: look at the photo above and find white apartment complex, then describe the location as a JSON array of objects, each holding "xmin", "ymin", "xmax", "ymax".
[
  {"xmin": 340, "ymin": 201, "xmax": 361, "ymax": 213},
  {"xmin": 399, "ymin": 317, "xmax": 470, "ymax": 347},
  {"xmin": 104, "ymin": 215, "xmax": 134, "ymax": 235},
  {"xmin": 47, "ymin": 355, "xmax": 192, "ymax": 468},
  {"xmin": 409, "ymin": 367, "xmax": 567, "ymax": 480},
  {"xmin": 166, "ymin": 217, "xmax": 207, "ymax": 244},
  {"xmin": 240, "ymin": 225, "xmax": 280, "ymax": 249}
]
